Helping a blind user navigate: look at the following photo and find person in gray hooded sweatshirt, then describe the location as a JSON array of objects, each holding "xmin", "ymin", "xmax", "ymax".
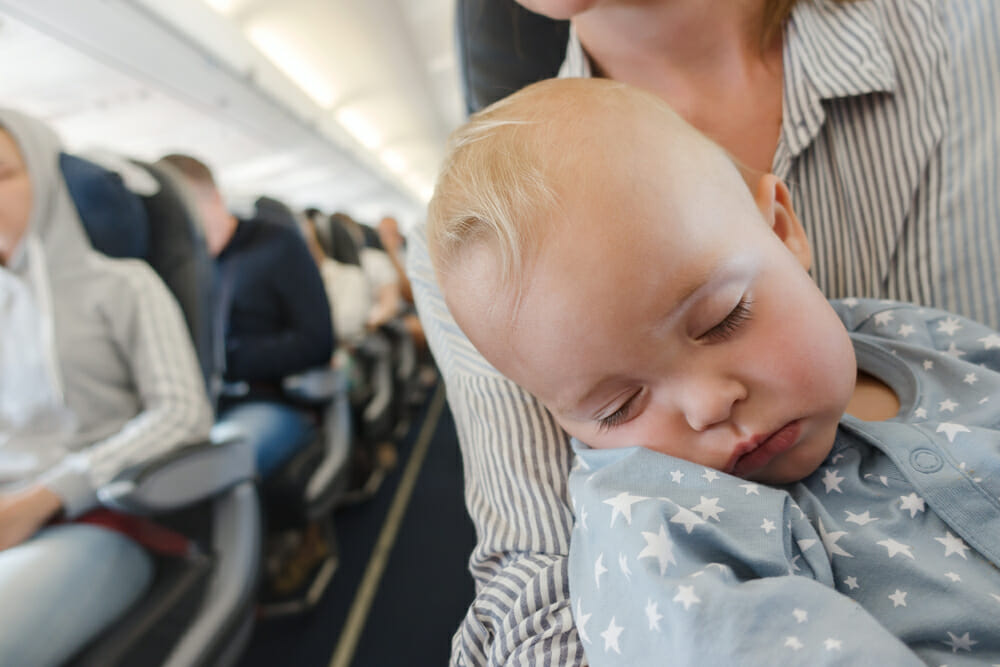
[{"xmin": 0, "ymin": 109, "xmax": 213, "ymax": 665}]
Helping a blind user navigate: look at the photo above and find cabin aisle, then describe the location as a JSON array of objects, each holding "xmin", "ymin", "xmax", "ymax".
[{"xmin": 238, "ymin": 383, "xmax": 477, "ymax": 666}]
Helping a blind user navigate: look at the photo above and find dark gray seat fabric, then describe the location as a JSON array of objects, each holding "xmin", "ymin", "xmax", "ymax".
[
  {"xmin": 138, "ymin": 161, "xmax": 217, "ymax": 389},
  {"xmin": 456, "ymin": 0, "xmax": 569, "ymax": 114}
]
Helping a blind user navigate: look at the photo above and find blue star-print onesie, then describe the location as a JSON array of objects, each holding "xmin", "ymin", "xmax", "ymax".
[{"xmin": 568, "ymin": 299, "xmax": 1000, "ymax": 666}]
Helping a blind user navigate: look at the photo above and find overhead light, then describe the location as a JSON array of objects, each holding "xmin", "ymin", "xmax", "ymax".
[
  {"xmin": 380, "ymin": 148, "xmax": 407, "ymax": 174},
  {"xmin": 203, "ymin": 0, "xmax": 237, "ymax": 14},
  {"xmin": 246, "ymin": 24, "xmax": 337, "ymax": 108},
  {"xmin": 336, "ymin": 107, "xmax": 381, "ymax": 150}
]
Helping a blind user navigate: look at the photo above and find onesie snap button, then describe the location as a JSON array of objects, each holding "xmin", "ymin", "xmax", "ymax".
[{"xmin": 910, "ymin": 448, "xmax": 943, "ymax": 473}]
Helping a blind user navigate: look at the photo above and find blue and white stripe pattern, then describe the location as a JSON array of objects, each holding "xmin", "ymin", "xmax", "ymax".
[{"xmin": 409, "ymin": 1, "xmax": 1000, "ymax": 664}]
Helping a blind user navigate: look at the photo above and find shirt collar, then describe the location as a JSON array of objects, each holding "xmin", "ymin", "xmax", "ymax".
[{"xmin": 780, "ymin": 0, "xmax": 897, "ymax": 159}]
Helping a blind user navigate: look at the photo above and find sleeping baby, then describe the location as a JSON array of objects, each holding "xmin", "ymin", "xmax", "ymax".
[{"xmin": 426, "ymin": 78, "xmax": 1000, "ymax": 665}]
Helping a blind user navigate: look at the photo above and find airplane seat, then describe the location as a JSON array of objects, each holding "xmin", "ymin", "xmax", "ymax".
[
  {"xmin": 139, "ymin": 160, "xmax": 217, "ymax": 387},
  {"xmin": 59, "ymin": 153, "xmax": 261, "ymax": 667},
  {"xmin": 322, "ymin": 213, "xmax": 400, "ymax": 446},
  {"xmin": 455, "ymin": 0, "xmax": 569, "ymax": 114},
  {"xmin": 206, "ymin": 194, "xmax": 354, "ymax": 616}
]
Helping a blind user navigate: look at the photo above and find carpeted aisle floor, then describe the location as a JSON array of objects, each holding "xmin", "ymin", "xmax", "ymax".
[{"xmin": 238, "ymin": 384, "xmax": 477, "ymax": 667}]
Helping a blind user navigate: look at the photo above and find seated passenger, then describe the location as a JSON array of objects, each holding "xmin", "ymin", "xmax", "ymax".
[
  {"xmin": 0, "ymin": 110, "xmax": 213, "ymax": 666},
  {"xmin": 428, "ymin": 79, "xmax": 1000, "ymax": 664},
  {"xmin": 159, "ymin": 154, "xmax": 334, "ymax": 478},
  {"xmin": 301, "ymin": 210, "xmax": 371, "ymax": 348},
  {"xmin": 332, "ymin": 212, "xmax": 401, "ymax": 332},
  {"xmin": 378, "ymin": 215, "xmax": 426, "ymax": 351}
]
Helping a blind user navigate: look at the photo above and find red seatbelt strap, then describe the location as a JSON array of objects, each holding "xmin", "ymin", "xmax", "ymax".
[{"xmin": 73, "ymin": 509, "xmax": 197, "ymax": 558}]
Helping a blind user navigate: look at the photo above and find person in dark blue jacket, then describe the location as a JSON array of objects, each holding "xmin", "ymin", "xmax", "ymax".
[{"xmin": 159, "ymin": 154, "xmax": 334, "ymax": 477}]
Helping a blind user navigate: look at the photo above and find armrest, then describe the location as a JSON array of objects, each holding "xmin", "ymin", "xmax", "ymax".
[
  {"xmin": 97, "ymin": 423, "xmax": 254, "ymax": 514},
  {"xmin": 281, "ymin": 365, "xmax": 347, "ymax": 406}
]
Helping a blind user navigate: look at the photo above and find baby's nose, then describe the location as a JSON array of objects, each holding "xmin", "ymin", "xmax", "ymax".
[{"xmin": 681, "ymin": 377, "xmax": 746, "ymax": 432}]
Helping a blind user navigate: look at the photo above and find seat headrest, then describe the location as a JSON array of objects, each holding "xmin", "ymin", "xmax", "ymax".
[
  {"xmin": 254, "ymin": 196, "xmax": 298, "ymax": 229},
  {"xmin": 456, "ymin": 0, "xmax": 569, "ymax": 114},
  {"xmin": 60, "ymin": 152, "xmax": 151, "ymax": 259}
]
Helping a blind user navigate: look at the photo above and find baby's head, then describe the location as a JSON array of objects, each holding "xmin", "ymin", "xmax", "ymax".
[{"xmin": 428, "ymin": 78, "xmax": 856, "ymax": 483}]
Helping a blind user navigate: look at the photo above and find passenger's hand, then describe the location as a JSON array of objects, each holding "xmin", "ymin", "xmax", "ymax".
[{"xmin": 0, "ymin": 485, "xmax": 63, "ymax": 551}]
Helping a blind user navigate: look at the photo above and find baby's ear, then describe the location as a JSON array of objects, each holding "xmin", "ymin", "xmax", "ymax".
[{"xmin": 754, "ymin": 174, "xmax": 811, "ymax": 271}]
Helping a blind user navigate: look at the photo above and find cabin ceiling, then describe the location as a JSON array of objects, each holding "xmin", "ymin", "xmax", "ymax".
[{"xmin": 0, "ymin": 0, "xmax": 466, "ymax": 229}]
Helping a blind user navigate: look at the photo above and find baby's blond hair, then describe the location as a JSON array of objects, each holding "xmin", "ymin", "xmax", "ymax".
[{"xmin": 427, "ymin": 78, "xmax": 735, "ymax": 300}]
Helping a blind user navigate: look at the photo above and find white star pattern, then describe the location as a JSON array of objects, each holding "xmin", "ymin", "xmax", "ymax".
[
  {"xmin": 944, "ymin": 572, "xmax": 962, "ymax": 582},
  {"xmin": 818, "ymin": 518, "xmax": 853, "ymax": 558},
  {"xmin": 979, "ymin": 333, "xmax": 1000, "ymax": 350},
  {"xmin": 784, "ymin": 636, "xmax": 804, "ymax": 651},
  {"xmin": 937, "ymin": 422, "xmax": 970, "ymax": 443},
  {"xmin": 702, "ymin": 469, "xmax": 720, "ymax": 483},
  {"xmin": 899, "ymin": 493, "xmax": 926, "ymax": 518},
  {"xmin": 673, "ymin": 585, "xmax": 701, "ymax": 611},
  {"xmin": 878, "ymin": 538, "xmax": 915, "ymax": 560},
  {"xmin": 831, "ymin": 453, "xmax": 846, "ymax": 463},
  {"xmin": 670, "ymin": 507, "xmax": 706, "ymax": 534},
  {"xmin": 604, "ymin": 491, "xmax": 647, "ymax": 527},
  {"xmin": 824, "ymin": 638, "xmax": 843, "ymax": 651},
  {"xmin": 761, "ymin": 518, "xmax": 776, "ymax": 533},
  {"xmin": 692, "ymin": 497, "xmax": 725, "ymax": 521},
  {"xmin": 864, "ymin": 473, "xmax": 890, "ymax": 486},
  {"xmin": 898, "ymin": 323, "xmax": 915, "ymax": 337},
  {"xmin": 644, "ymin": 599, "xmax": 662, "ymax": 632},
  {"xmin": 914, "ymin": 407, "xmax": 928, "ymax": 419},
  {"xmin": 670, "ymin": 470, "xmax": 684, "ymax": 483},
  {"xmin": 939, "ymin": 398, "xmax": 959, "ymax": 413},
  {"xmin": 798, "ymin": 538, "xmax": 818, "ymax": 552},
  {"xmin": 739, "ymin": 483, "xmax": 760, "ymax": 495},
  {"xmin": 945, "ymin": 342, "xmax": 966, "ymax": 358},
  {"xmin": 618, "ymin": 552, "xmax": 632, "ymax": 580},
  {"xmin": 935, "ymin": 532, "xmax": 970, "ymax": 559},
  {"xmin": 923, "ymin": 360, "xmax": 934, "ymax": 370},
  {"xmin": 594, "ymin": 553, "xmax": 608, "ymax": 587},
  {"xmin": 937, "ymin": 317, "xmax": 962, "ymax": 336},
  {"xmin": 981, "ymin": 396, "xmax": 991, "ymax": 405},
  {"xmin": 575, "ymin": 599, "xmax": 592, "ymax": 644},
  {"xmin": 601, "ymin": 617, "xmax": 623, "ymax": 654},
  {"xmin": 874, "ymin": 311, "xmax": 894, "ymax": 326},
  {"xmin": 889, "ymin": 590, "xmax": 908, "ymax": 607},
  {"xmin": 845, "ymin": 510, "xmax": 878, "ymax": 526},
  {"xmin": 991, "ymin": 594, "xmax": 1000, "ymax": 604},
  {"xmin": 822, "ymin": 468, "xmax": 845, "ymax": 493},
  {"xmin": 964, "ymin": 372, "xmax": 979, "ymax": 385},
  {"xmin": 580, "ymin": 505, "xmax": 589, "ymax": 531},
  {"xmin": 638, "ymin": 525, "xmax": 676, "ymax": 575},
  {"xmin": 842, "ymin": 298, "xmax": 859, "ymax": 307},
  {"xmin": 793, "ymin": 609, "xmax": 808, "ymax": 623},
  {"xmin": 843, "ymin": 576, "xmax": 859, "ymax": 590},
  {"xmin": 943, "ymin": 631, "xmax": 978, "ymax": 653}
]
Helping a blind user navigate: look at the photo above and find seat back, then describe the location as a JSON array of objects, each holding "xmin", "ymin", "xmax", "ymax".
[
  {"xmin": 60, "ymin": 153, "xmax": 151, "ymax": 260},
  {"xmin": 139, "ymin": 161, "xmax": 217, "ymax": 390},
  {"xmin": 253, "ymin": 195, "xmax": 298, "ymax": 229},
  {"xmin": 456, "ymin": 0, "xmax": 569, "ymax": 114},
  {"xmin": 61, "ymin": 154, "xmax": 216, "ymax": 388}
]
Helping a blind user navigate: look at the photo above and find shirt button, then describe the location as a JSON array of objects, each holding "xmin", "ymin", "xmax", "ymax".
[{"xmin": 910, "ymin": 448, "xmax": 943, "ymax": 473}]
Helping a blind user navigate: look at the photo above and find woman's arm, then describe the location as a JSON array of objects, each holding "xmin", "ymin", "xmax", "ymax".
[
  {"xmin": 37, "ymin": 261, "xmax": 213, "ymax": 518},
  {"xmin": 409, "ymin": 225, "xmax": 587, "ymax": 666}
]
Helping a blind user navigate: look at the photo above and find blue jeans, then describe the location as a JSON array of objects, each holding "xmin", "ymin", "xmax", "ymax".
[
  {"xmin": 0, "ymin": 523, "xmax": 153, "ymax": 666},
  {"xmin": 220, "ymin": 401, "xmax": 317, "ymax": 478}
]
